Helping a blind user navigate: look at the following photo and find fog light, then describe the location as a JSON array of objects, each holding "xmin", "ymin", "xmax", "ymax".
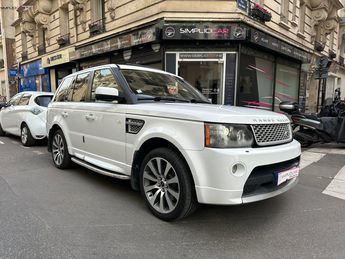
[{"xmin": 231, "ymin": 163, "xmax": 246, "ymax": 177}]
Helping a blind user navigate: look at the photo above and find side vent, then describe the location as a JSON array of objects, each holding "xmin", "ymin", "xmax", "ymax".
[{"xmin": 126, "ymin": 118, "xmax": 145, "ymax": 134}]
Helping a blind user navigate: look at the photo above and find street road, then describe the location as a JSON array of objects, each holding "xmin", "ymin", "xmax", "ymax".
[{"xmin": 1, "ymin": 136, "xmax": 345, "ymax": 259}]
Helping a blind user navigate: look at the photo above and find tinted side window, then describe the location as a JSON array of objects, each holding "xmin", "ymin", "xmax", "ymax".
[
  {"xmin": 91, "ymin": 69, "xmax": 121, "ymax": 101},
  {"xmin": 35, "ymin": 95, "xmax": 53, "ymax": 107},
  {"xmin": 17, "ymin": 94, "xmax": 32, "ymax": 106},
  {"xmin": 9, "ymin": 94, "xmax": 23, "ymax": 106},
  {"xmin": 55, "ymin": 76, "xmax": 75, "ymax": 102},
  {"xmin": 71, "ymin": 73, "xmax": 89, "ymax": 102}
]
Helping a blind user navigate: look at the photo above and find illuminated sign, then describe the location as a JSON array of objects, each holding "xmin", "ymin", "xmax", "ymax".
[{"xmin": 163, "ymin": 23, "xmax": 247, "ymax": 40}]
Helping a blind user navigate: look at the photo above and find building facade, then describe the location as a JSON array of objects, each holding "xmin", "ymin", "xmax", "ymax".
[
  {"xmin": 0, "ymin": 0, "xmax": 17, "ymax": 101},
  {"xmin": 12, "ymin": 0, "xmax": 344, "ymax": 111}
]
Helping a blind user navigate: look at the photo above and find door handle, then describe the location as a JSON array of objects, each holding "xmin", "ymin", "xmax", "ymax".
[
  {"xmin": 85, "ymin": 114, "xmax": 95, "ymax": 121},
  {"xmin": 61, "ymin": 112, "xmax": 68, "ymax": 118}
]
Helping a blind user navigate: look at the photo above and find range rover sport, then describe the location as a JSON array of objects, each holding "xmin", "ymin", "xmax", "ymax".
[{"xmin": 47, "ymin": 64, "xmax": 301, "ymax": 221}]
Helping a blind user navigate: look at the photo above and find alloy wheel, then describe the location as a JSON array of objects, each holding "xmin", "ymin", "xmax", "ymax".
[
  {"xmin": 143, "ymin": 157, "xmax": 180, "ymax": 214},
  {"xmin": 21, "ymin": 126, "xmax": 28, "ymax": 144},
  {"xmin": 52, "ymin": 133, "xmax": 65, "ymax": 166}
]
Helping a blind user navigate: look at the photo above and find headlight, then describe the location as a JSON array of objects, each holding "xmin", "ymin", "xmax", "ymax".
[{"xmin": 205, "ymin": 123, "xmax": 254, "ymax": 148}]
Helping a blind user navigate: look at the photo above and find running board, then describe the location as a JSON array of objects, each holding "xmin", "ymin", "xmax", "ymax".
[{"xmin": 71, "ymin": 157, "xmax": 130, "ymax": 180}]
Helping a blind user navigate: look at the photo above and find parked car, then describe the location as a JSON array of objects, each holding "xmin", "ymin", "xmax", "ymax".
[
  {"xmin": 0, "ymin": 91, "xmax": 54, "ymax": 146},
  {"xmin": 47, "ymin": 64, "xmax": 301, "ymax": 221},
  {"xmin": 0, "ymin": 101, "xmax": 6, "ymax": 109}
]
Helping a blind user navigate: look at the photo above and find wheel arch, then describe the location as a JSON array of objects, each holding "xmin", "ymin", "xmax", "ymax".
[
  {"xmin": 47, "ymin": 124, "xmax": 63, "ymax": 152},
  {"xmin": 130, "ymin": 137, "xmax": 196, "ymax": 192}
]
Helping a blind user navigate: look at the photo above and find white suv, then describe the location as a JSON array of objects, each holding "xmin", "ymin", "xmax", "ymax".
[{"xmin": 47, "ymin": 64, "xmax": 301, "ymax": 221}]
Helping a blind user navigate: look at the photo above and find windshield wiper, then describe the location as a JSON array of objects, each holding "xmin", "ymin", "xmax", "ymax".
[{"xmin": 137, "ymin": 96, "xmax": 189, "ymax": 103}]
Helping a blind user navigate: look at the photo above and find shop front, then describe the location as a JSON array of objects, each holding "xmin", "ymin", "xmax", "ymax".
[
  {"xmin": 19, "ymin": 60, "xmax": 50, "ymax": 92},
  {"xmin": 68, "ymin": 21, "xmax": 311, "ymax": 109},
  {"xmin": 41, "ymin": 47, "xmax": 76, "ymax": 90},
  {"xmin": 72, "ymin": 25, "xmax": 162, "ymax": 70},
  {"xmin": 162, "ymin": 22, "xmax": 311, "ymax": 109},
  {"xmin": 166, "ymin": 52, "xmax": 237, "ymax": 104}
]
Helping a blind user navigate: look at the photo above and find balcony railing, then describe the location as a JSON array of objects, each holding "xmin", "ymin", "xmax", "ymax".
[
  {"xmin": 89, "ymin": 18, "xmax": 105, "ymax": 36},
  {"xmin": 21, "ymin": 51, "xmax": 28, "ymax": 61},
  {"xmin": 57, "ymin": 33, "xmax": 70, "ymax": 47},
  {"xmin": 38, "ymin": 44, "xmax": 46, "ymax": 55},
  {"xmin": 339, "ymin": 56, "xmax": 344, "ymax": 67}
]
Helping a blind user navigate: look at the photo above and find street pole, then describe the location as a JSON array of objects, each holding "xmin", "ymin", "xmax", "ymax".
[
  {"xmin": 321, "ymin": 78, "xmax": 326, "ymax": 108},
  {"xmin": 316, "ymin": 78, "xmax": 321, "ymax": 112}
]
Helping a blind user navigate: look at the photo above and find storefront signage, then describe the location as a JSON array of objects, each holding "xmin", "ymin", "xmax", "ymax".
[
  {"xmin": 250, "ymin": 29, "xmax": 311, "ymax": 62},
  {"xmin": 163, "ymin": 23, "xmax": 247, "ymax": 40},
  {"xmin": 237, "ymin": 0, "xmax": 248, "ymax": 12},
  {"xmin": 73, "ymin": 25, "xmax": 157, "ymax": 60},
  {"xmin": 20, "ymin": 60, "xmax": 47, "ymax": 77},
  {"xmin": 8, "ymin": 68, "xmax": 17, "ymax": 77},
  {"xmin": 42, "ymin": 48, "xmax": 74, "ymax": 68},
  {"xmin": 80, "ymin": 57, "xmax": 110, "ymax": 69},
  {"xmin": 179, "ymin": 53, "xmax": 223, "ymax": 59},
  {"xmin": 19, "ymin": 59, "xmax": 50, "ymax": 92}
]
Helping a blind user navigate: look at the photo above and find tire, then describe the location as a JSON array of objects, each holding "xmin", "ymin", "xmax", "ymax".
[
  {"xmin": 51, "ymin": 129, "xmax": 72, "ymax": 169},
  {"xmin": 0, "ymin": 122, "xmax": 5, "ymax": 136},
  {"xmin": 21, "ymin": 124, "xmax": 35, "ymax": 146},
  {"xmin": 140, "ymin": 148, "xmax": 198, "ymax": 221}
]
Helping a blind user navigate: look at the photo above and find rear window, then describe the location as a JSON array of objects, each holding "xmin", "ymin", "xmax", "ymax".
[{"xmin": 35, "ymin": 95, "xmax": 53, "ymax": 107}]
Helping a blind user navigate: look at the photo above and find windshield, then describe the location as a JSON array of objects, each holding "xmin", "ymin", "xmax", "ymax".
[
  {"xmin": 121, "ymin": 69, "xmax": 209, "ymax": 103},
  {"xmin": 35, "ymin": 95, "xmax": 53, "ymax": 107}
]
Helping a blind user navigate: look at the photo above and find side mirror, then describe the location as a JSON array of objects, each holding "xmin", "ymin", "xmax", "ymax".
[
  {"xmin": 95, "ymin": 87, "xmax": 122, "ymax": 102},
  {"xmin": 0, "ymin": 102, "xmax": 9, "ymax": 109},
  {"xmin": 279, "ymin": 101, "xmax": 299, "ymax": 114}
]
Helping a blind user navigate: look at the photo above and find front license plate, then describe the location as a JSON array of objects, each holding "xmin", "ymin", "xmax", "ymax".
[{"xmin": 275, "ymin": 167, "xmax": 299, "ymax": 186}]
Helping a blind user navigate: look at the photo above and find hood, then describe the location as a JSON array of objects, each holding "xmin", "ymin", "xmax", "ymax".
[{"xmin": 126, "ymin": 103, "xmax": 290, "ymax": 124}]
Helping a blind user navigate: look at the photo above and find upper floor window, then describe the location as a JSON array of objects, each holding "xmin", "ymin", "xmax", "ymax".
[
  {"xmin": 90, "ymin": 0, "xmax": 105, "ymax": 36},
  {"xmin": 91, "ymin": 69, "xmax": 122, "ymax": 101},
  {"xmin": 58, "ymin": 5, "xmax": 70, "ymax": 47},
  {"xmin": 329, "ymin": 31, "xmax": 335, "ymax": 52},
  {"xmin": 280, "ymin": 0, "xmax": 290, "ymax": 24},
  {"xmin": 38, "ymin": 26, "xmax": 46, "ymax": 55},
  {"xmin": 298, "ymin": 0, "xmax": 306, "ymax": 35}
]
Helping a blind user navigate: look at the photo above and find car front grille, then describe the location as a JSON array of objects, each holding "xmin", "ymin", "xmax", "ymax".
[{"xmin": 251, "ymin": 123, "xmax": 292, "ymax": 146}]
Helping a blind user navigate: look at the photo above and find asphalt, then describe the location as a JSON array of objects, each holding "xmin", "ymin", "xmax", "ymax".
[{"xmin": 1, "ymin": 136, "xmax": 345, "ymax": 259}]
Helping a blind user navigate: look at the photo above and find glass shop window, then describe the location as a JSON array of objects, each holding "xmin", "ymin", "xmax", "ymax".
[
  {"xmin": 274, "ymin": 58, "xmax": 300, "ymax": 111},
  {"xmin": 236, "ymin": 49, "xmax": 275, "ymax": 110}
]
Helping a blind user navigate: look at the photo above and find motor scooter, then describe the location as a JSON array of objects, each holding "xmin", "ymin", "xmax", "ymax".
[{"xmin": 279, "ymin": 101, "xmax": 345, "ymax": 147}]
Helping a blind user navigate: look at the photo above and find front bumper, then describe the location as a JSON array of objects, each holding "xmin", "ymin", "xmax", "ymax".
[{"xmin": 184, "ymin": 140, "xmax": 301, "ymax": 205}]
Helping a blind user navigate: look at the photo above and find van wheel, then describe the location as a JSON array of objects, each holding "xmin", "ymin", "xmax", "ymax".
[
  {"xmin": 52, "ymin": 130, "xmax": 71, "ymax": 169},
  {"xmin": 21, "ymin": 124, "xmax": 35, "ymax": 146},
  {"xmin": 140, "ymin": 148, "xmax": 198, "ymax": 221},
  {"xmin": 0, "ymin": 122, "xmax": 5, "ymax": 136}
]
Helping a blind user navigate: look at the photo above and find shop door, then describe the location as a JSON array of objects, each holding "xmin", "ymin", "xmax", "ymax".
[{"xmin": 178, "ymin": 60, "xmax": 224, "ymax": 104}]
